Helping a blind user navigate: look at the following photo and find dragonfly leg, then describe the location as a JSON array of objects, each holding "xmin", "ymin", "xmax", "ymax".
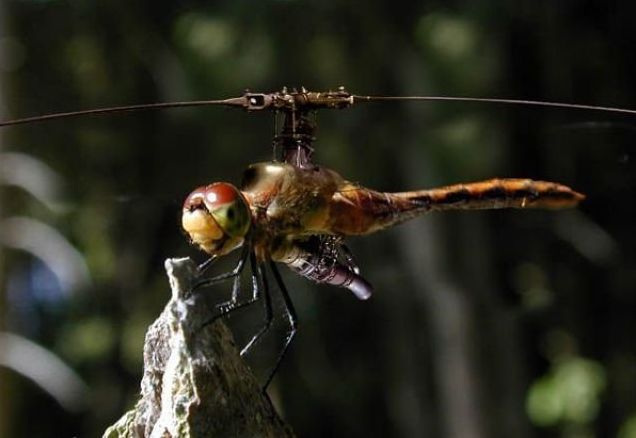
[
  {"xmin": 192, "ymin": 243, "xmax": 250, "ymax": 291},
  {"xmin": 196, "ymin": 257, "xmax": 294, "ymax": 390},
  {"xmin": 240, "ymin": 259, "xmax": 273, "ymax": 357},
  {"xmin": 198, "ymin": 249, "xmax": 264, "ymax": 329},
  {"xmin": 196, "ymin": 255, "xmax": 218, "ymax": 275},
  {"xmin": 262, "ymin": 261, "xmax": 298, "ymax": 390},
  {"xmin": 216, "ymin": 274, "xmax": 244, "ymax": 314},
  {"xmin": 210, "ymin": 246, "xmax": 254, "ymax": 313}
]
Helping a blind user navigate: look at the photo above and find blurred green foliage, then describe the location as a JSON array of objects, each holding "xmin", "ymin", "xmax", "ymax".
[
  {"xmin": 527, "ymin": 356, "xmax": 606, "ymax": 428},
  {"xmin": 619, "ymin": 415, "xmax": 636, "ymax": 438}
]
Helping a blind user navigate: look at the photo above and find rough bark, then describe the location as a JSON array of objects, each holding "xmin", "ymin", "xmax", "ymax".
[{"xmin": 103, "ymin": 258, "xmax": 295, "ymax": 438}]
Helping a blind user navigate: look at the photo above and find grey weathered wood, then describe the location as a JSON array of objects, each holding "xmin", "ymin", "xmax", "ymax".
[{"xmin": 103, "ymin": 257, "xmax": 295, "ymax": 438}]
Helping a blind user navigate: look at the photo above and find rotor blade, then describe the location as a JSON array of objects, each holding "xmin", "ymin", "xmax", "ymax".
[
  {"xmin": 353, "ymin": 95, "xmax": 636, "ymax": 117},
  {"xmin": 0, "ymin": 97, "xmax": 250, "ymax": 127},
  {"xmin": 5, "ymin": 92, "xmax": 636, "ymax": 127}
]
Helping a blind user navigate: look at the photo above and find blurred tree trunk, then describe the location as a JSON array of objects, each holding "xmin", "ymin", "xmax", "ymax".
[
  {"xmin": 396, "ymin": 143, "xmax": 486, "ymax": 437},
  {"xmin": 398, "ymin": 218, "xmax": 485, "ymax": 438},
  {"xmin": 457, "ymin": 215, "xmax": 531, "ymax": 438},
  {"xmin": 395, "ymin": 131, "xmax": 532, "ymax": 438}
]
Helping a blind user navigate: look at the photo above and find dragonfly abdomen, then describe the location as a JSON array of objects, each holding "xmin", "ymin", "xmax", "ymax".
[
  {"xmin": 407, "ymin": 178, "xmax": 585, "ymax": 212},
  {"xmin": 328, "ymin": 178, "xmax": 584, "ymax": 235}
]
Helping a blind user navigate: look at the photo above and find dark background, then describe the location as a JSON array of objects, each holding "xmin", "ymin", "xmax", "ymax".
[{"xmin": 1, "ymin": 1, "xmax": 636, "ymax": 437}]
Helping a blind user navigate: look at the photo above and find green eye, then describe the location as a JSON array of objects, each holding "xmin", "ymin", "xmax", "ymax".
[{"xmin": 211, "ymin": 200, "xmax": 250, "ymax": 238}]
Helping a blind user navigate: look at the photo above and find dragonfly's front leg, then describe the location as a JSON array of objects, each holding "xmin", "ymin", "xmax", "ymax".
[
  {"xmin": 196, "ymin": 255, "xmax": 218, "ymax": 274},
  {"xmin": 216, "ymin": 273, "xmax": 245, "ymax": 314},
  {"xmin": 193, "ymin": 243, "xmax": 250, "ymax": 313},
  {"xmin": 197, "ymin": 246, "xmax": 268, "ymax": 329}
]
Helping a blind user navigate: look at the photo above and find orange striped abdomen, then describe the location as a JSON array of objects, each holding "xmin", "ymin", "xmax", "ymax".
[{"xmin": 327, "ymin": 178, "xmax": 585, "ymax": 236}]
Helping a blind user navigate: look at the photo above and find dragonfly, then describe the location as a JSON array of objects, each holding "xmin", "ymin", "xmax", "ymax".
[{"xmin": 4, "ymin": 86, "xmax": 632, "ymax": 388}]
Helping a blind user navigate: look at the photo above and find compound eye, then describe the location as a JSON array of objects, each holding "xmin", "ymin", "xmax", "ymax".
[
  {"xmin": 182, "ymin": 182, "xmax": 240, "ymax": 212},
  {"xmin": 184, "ymin": 182, "xmax": 251, "ymax": 239},
  {"xmin": 202, "ymin": 183, "xmax": 239, "ymax": 209},
  {"xmin": 181, "ymin": 181, "xmax": 250, "ymax": 255}
]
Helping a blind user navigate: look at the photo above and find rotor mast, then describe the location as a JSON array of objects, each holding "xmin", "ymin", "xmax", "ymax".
[{"xmin": 236, "ymin": 86, "xmax": 354, "ymax": 168}]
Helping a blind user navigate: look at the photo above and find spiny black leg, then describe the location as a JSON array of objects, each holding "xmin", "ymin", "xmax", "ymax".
[
  {"xmin": 216, "ymin": 274, "xmax": 243, "ymax": 314},
  {"xmin": 240, "ymin": 259, "xmax": 273, "ymax": 357},
  {"xmin": 263, "ymin": 261, "xmax": 298, "ymax": 390},
  {"xmin": 198, "ymin": 249, "xmax": 264, "ymax": 330},
  {"xmin": 215, "ymin": 244, "xmax": 258, "ymax": 313},
  {"xmin": 197, "ymin": 255, "xmax": 218, "ymax": 274},
  {"xmin": 193, "ymin": 243, "xmax": 250, "ymax": 291}
]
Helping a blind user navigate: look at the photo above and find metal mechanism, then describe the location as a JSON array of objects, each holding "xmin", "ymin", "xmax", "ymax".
[
  {"xmin": 229, "ymin": 86, "xmax": 354, "ymax": 112},
  {"xmin": 234, "ymin": 87, "xmax": 353, "ymax": 168}
]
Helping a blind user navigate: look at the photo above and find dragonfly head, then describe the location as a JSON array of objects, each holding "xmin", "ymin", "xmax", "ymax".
[{"xmin": 181, "ymin": 182, "xmax": 251, "ymax": 256}]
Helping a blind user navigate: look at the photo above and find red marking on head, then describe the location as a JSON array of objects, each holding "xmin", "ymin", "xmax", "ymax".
[
  {"xmin": 205, "ymin": 183, "xmax": 239, "ymax": 205},
  {"xmin": 183, "ymin": 183, "xmax": 239, "ymax": 211}
]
